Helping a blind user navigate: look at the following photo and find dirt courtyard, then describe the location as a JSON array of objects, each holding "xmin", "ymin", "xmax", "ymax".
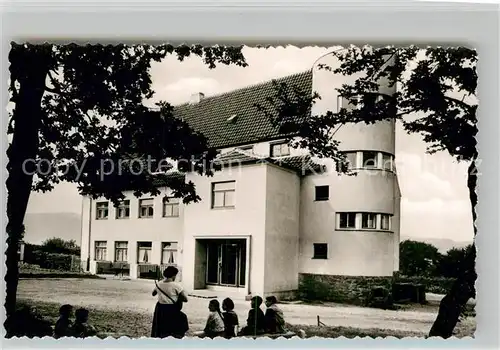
[{"xmin": 18, "ymin": 277, "xmax": 474, "ymax": 336}]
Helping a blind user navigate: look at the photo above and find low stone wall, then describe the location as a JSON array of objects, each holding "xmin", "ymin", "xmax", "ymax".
[
  {"xmin": 395, "ymin": 276, "xmax": 455, "ymax": 295},
  {"xmin": 298, "ymin": 273, "xmax": 457, "ymax": 305},
  {"xmin": 298, "ymin": 274, "xmax": 393, "ymax": 306}
]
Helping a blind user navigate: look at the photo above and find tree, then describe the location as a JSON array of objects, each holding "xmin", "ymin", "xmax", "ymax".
[
  {"xmin": 40, "ymin": 237, "xmax": 80, "ymax": 255},
  {"xmin": 437, "ymin": 244, "xmax": 475, "ymax": 279},
  {"xmin": 6, "ymin": 43, "xmax": 247, "ymax": 318},
  {"xmin": 399, "ymin": 240, "xmax": 441, "ymax": 277},
  {"xmin": 256, "ymin": 45, "xmax": 477, "ymax": 338}
]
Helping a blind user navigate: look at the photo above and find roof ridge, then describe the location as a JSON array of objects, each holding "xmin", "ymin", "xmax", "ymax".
[{"xmin": 171, "ymin": 69, "xmax": 312, "ymax": 108}]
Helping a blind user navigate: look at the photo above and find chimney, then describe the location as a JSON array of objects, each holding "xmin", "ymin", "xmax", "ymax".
[{"xmin": 189, "ymin": 92, "xmax": 205, "ymax": 104}]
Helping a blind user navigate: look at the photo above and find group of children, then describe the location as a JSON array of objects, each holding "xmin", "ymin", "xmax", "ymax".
[
  {"xmin": 198, "ymin": 295, "xmax": 285, "ymax": 338},
  {"xmin": 54, "ymin": 305, "xmax": 97, "ymax": 339}
]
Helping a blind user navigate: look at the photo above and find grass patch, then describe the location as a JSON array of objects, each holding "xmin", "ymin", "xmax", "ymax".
[{"xmin": 18, "ymin": 299, "xmax": 151, "ymax": 338}]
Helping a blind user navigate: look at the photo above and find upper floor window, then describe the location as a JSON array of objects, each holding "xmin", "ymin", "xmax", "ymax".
[
  {"xmin": 270, "ymin": 142, "xmax": 290, "ymax": 157},
  {"xmin": 137, "ymin": 242, "xmax": 152, "ymax": 263},
  {"xmin": 212, "ymin": 181, "xmax": 236, "ymax": 209},
  {"xmin": 94, "ymin": 241, "xmax": 107, "ymax": 261},
  {"xmin": 313, "ymin": 243, "xmax": 328, "ymax": 259},
  {"xmin": 336, "ymin": 212, "xmax": 393, "ymax": 231},
  {"xmin": 361, "ymin": 151, "xmax": 378, "ymax": 168},
  {"xmin": 139, "ymin": 198, "xmax": 154, "ymax": 218},
  {"xmin": 381, "ymin": 153, "xmax": 393, "ymax": 171},
  {"xmin": 96, "ymin": 202, "xmax": 109, "ymax": 220},
  {"xmin": 381, "ymin": 214, "xmax": 391, "ymax": 230},
  {"xmin": 344, "ymin": 152, "xmax": 357, "ymax": 169},
  {"xmin": 338, "ymin": 212, "xmax": 356, "ymax": 229},
  {"xmin": 115, "ymin": 241, "xmax": 128, "ymax": 262},
  {"xmin": 163, "ymin": 197, "xmax": 180, "ymax": 217},
  {"xmin": 362, "ymin": 213, "xmax": 377, "ymax": 229},
  {"xmin": 162, "ymin": 242, "xmax": 178, "ymax": 265},
  {"xmin": 115, "ymin": 200, "xmax": 130, "ymax": 219},
  {"xmin": 315, "ymin": 185, "xmax": 329, "ymax": 201}
]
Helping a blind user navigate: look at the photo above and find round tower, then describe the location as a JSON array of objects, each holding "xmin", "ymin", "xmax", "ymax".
[{"xmin": 299, "ymin": 51, "xmax": 400, "ymax": 277}]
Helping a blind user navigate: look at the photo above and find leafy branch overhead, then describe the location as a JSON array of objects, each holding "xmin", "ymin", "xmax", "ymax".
[
  {"xmin": 8, "ymin": 43, "xmax": 247, "ymax": 205},
  {"xmin": 254, "ymin": 46, "xmax": 478, "ymax": 166}
]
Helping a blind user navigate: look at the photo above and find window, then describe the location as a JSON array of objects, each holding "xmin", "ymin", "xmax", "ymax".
[
  {"xmin": 345, "ymin": 152, "xmax": 357, "ymax": 169},
  {"xmin": 362, "ymin": 213, "xmax": 377, "ymax": 229},
  {"xmin": 163, "ymin": 197, "xmax": 180, "ymax": 217},
  {"xmin": 338, "ymin": 95, "xmax": 356, "ymax": 111},
  {"xmin": 382, "ymin": 153, "xmax": 393, "ymax": 171},
  {"xmin": 362, "ymin": 151, "xmax": 378, "ymax": 168},
  {"xmin": 381, "ymin": 214, "xmax": 391, "ymax": 230},
  {"xmin": 315, "ymin": 185, "xmax": 329, "ymax": 201},
  {"xmin": 115, "ymin": 200, "xmax": 130, "ymax": 219},
  {"xmin": 96, "ymin": 202, "xmax": 109, "ymax": 220},
  {"xmin": 94, "ymin": 241, "xmax": 107, "ymax": 261},
  {"xmin": 139, "ymin": 198, "xmax": 154, "ymax": 218},
  {"xmin": 313, "ymin": 243, "xmax": 328, "ymax": 259},
  {"xmin": 270, "ymin": 142, "xmax": 290, "ymax": 157},
  {"xmin": 239, "ymin": 145, "xmax": 253, "ymax": 153},
  {"xmin": 162, "ymin": 242, "xmax": 178, "ymax": 265},
  {"xmin": 137, "ymin": 242, "xmax": 152, "ymax": 263},
  {"xmin": 338, "ymin": 212, "xmax": 356, "ymax": 229},
  {"xmin": 212, "ymin": 181, "xmax": 236, "ymax": 209},
  {"xmin": 115, "ymin": 241, "xmax": 128, "ymax": 262}
]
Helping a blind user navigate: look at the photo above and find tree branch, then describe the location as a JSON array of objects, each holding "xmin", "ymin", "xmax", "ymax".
[{"xmin": 443, "ymin": 95, "xmax": 474, "ymax": 113}]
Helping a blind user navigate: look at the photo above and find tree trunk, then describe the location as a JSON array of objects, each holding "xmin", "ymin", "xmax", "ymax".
[
  {"xmin": 428, "ymin": 158, "xmax": 477, "ymax": 338},
  {"xmin": 5, "ymin": 45, "xmax": 50, "ymax": 319}
]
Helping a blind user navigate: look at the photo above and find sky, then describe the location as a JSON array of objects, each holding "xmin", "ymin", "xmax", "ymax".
[{"xmin": 25, "ymin": 45, "xmax": 474, "ymax": 243}]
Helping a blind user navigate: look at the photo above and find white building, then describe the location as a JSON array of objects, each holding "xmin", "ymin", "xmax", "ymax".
[{"xmin": 80, "ymin": 65, "xmax": 401, "ymax": 298}]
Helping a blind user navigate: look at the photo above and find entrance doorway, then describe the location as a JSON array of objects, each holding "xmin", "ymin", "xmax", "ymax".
[{"xmin": 206, "ymin": 239, "xmax": 246, "ymax": 287}]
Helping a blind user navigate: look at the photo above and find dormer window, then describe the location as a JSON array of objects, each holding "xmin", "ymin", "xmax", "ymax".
[
  {"xmin": 239, "ymin": 145, "xmax": 253, "ymax": 153},
  {"xmin": 270, "ymin": 142, "xmax": 290, "ymax": 157}
]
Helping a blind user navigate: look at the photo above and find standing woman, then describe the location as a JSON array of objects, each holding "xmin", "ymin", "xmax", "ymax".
[{"xmin": 151, "ymin": 266, "xmax": 189, "ymax": 338}]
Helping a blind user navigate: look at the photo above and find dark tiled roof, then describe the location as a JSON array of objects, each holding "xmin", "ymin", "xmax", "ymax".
[
  {"xmin": 151, "ymin": 171, "xmax": 185, "ymax": 187},
  {"xmin": 214, "ymin": 150, "xmax": 325, "ymax": 176},
  {"xmin": 172, "ymin": 70, "xmax": 313, "ymax": 149}
]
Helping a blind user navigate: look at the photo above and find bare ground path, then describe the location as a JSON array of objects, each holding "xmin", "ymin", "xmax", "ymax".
[{"xmin": 17, "ymin": 278, "xmax": 472, "ymax": 336}]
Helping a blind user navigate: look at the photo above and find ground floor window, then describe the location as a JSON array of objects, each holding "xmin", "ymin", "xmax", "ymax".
[
  {"xmin": 115, "ymin": 241, "xmax": 128, "ymax": 262},
  {"xmin": 95, "ymin": 241, "xmax": 107, "ymax": 261},
  {"xmin": 313, "ymin": 243, "xmax": 328, "ymax": 259},
  {"xmin": 137, "ymin": 242, "xmax": 152, "ymax": 263},
  {"xmin": 162, "ymin": 242, "xmax": 178, "ymax": 265}
]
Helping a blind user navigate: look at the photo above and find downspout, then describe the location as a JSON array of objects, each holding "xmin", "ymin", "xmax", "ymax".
[{"xmin": 86, "ymin": 197, "xmax": 92, "ymax": 271}]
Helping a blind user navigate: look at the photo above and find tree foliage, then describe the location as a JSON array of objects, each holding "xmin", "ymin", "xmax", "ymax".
[
  {"xmin": 40, "ymin": 237, "xmax": 80, "ymax": 255},
  {"xmin": 8, "ymin": 43, "xmax": 247, "ymax": 205},
  {"xmin": 399, "ymin": 240, "xmax": 441, "ymax": 277}
]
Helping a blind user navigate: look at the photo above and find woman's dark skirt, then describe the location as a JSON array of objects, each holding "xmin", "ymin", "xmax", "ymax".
[{"xmin": 151, "ymin": 302, "xmax": 189, "ymax": 338}]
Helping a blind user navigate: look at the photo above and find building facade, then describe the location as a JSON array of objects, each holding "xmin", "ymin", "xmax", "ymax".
[{"xmin": 80, "ymin": 64, "xmax": 401, "ymax": 298}]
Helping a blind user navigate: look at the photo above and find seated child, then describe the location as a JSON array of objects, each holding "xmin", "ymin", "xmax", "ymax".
[
  {"xmin": 264, "ymin": 296, "xmax": 286, "ymax": 334},
  {"xmin": 238, "ymin": 296, "xmax": 265, "ymax": 336},
  {"xmin": 202, "ymin": 299, "xmax": 225, "ymax": 338},
  {"xmin": 221, "ymin": 298, "xmax": 239, "ymax": 338},
  {"xmin": 53, "ymin": 304, "xmax": 74, "ymax": 338},
  {"xmin": 71, "ymin": 308, "xmax": 97, "ymax": 338}
]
